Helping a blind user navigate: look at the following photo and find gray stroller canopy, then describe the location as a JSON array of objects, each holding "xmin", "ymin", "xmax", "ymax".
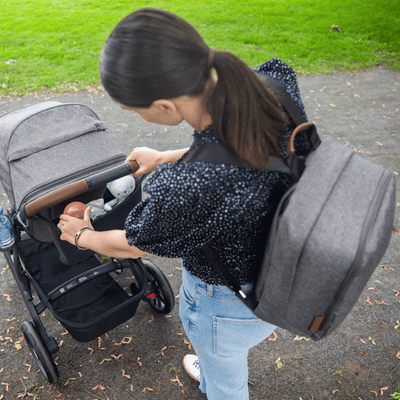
[{"xmin": 0, "ymin": 102, "xmax": 126, "ymax": 211}]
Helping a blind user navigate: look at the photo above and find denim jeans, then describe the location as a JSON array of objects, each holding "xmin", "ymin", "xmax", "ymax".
[{"xmin": 179, "ymin": 267, "xmax": 276, "ymax": 400}]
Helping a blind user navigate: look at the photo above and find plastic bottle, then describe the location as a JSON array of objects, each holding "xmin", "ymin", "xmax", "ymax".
[{"xmin": 0, "ymin": 205, "xmax": 15, "ymax": 250}]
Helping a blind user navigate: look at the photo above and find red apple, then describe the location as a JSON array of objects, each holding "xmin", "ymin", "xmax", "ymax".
[{"xmin": 63, "ymin": 201, "xmax": 87, "ymax": 219}]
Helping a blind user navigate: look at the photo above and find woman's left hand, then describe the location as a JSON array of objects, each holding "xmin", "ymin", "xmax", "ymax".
[{"xmin": 58, "ymin": 207, "xmax": 93, "ymax": 246}]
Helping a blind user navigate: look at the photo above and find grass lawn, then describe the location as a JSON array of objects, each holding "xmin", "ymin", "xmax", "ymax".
[{"xmin": 0, "ymin": 0, "xmax": 399, "ymax": 96}]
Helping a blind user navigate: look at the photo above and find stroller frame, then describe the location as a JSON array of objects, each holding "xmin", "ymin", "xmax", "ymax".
[{"xmin": 0, "ymin": 102, "xmax": 175, "ymax": 383}]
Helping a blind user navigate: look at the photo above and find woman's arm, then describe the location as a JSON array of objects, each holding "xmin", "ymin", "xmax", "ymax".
[
  {"xmin": 78, "ymin": 229, "xmax": 146, "ymax": 259},
  {"xmin": 59, "ymin": 207, "xmax": 146, "ymax": 259},
  {"xmin": 126, "ymin": 147, "xmax": 189, "ymax": 177}
]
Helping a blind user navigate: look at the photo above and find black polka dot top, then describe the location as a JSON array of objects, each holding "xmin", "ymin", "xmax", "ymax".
[{"xmin": 125, "ymin": 58, "xmax": 312, "ymax": 285}]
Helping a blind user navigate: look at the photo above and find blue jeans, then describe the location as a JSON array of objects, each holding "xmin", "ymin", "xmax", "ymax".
[{"xmin": 179, "ymin": 267, "xmax": 276, "ymax": 400}]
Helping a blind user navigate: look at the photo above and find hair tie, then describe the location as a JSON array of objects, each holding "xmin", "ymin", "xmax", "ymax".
[{"xmin": 208, "ymin": 47, "xmax": 216, "ymax": 68}]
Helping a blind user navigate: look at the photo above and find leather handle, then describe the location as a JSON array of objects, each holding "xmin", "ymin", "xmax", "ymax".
[
  {"xmin": 286, "ymin": 122, "xmax": 315, "ymax": 158},
  {"xmin": 24, "ymin": 161, "xmax": 139, "ymax": 217}
]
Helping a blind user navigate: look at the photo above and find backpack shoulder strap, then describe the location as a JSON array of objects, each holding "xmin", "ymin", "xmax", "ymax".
[
  {"xmin": 180, "ymin": 141, "xmax": 294, "ymax": 175},
  {"xmin": 258, "ymin": 74, "xmax": 307, "ymax": 126},
  {"xmin": 201, "ymin": 244, "xmax": 258, "ymax": 310}
]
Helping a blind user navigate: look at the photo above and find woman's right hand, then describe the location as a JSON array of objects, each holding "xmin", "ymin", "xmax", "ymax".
[{"xmin": 125, "ymin": 147, "xmax": 164, "ymax": 177}]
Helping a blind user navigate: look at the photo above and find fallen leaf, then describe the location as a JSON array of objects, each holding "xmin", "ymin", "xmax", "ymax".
[
  {"xmin": 268, "ymin": 332, "xmax": 277, "ymax": 341},
  {"xmin": 111, "ymin": 354, "xmax": 122, "ymax": 360},
  {"xmin": 294, "ymin": 336, "xmax": 310, "ymax": 341},
  {"xmin": 99, "ymin": 358, "xmax": 111, "ymax": 365},
  {"xmin": 115, "ymin": 336, "xmax": 132, "ymax": 346},
  {"xmin": 160, "ymin": 346, "xmax": 167, "ymax": 356},
  {"xmin": 64, "ymin": 378, "xmax": 76, "ymax": 386},
  {"xmin": 369, "ymin": 390, "xmax": 377, "ymax": 398},
  {"xmin": 393, "ymin": 226, "xmax": 399, "ymax": 233},
  {"xmin": 136, "ymin": 357, "xmax": 142, "ymax": 367},
  {"xmin": 376, "ymin": 141, "xmax": 383, "ymax": 146},
  {"xmin": 148, "ymin": 315, "xmax": 154, "ymax": 323},
  {"xmin": 141, "ymin": 387, "xmax": 154, "ymax": 392},
  {"xmin": 380, "ymin": 387, "xmax": 388, "ymax": 395},
  {"xmin": 275, "ymin": 357, "xmax": 283, "ymax": 370},
  {"xmin": 393, "ymin": 290, "xmax": 400, "ymax": 297},
  {"xmin": 380, "ymin": 264, "xmax": 387, "ymax": 270},
  {"xmin": 122, "ymin": 369, "xmax": 131, "ymax": 379},
  {"xmin": 171, "ymin": 375, "xmax": 184, "ymax": 387},
  {"xmin": 396, "ymin": 351, "xmax": 400, "ymax": 360},
  {"xmin": 184, "ymin": 339, "xmax": 192, "ymax": 350},
  {"xmin": 1, "ymin": 383, "xmax": 9, "ymax": 391},
  {"xmin": 0, "ymin": 266, "xmax": 9, "ymax": 275},
  {"xmin": 368, "ymin": 337, "xmax": 376, "ymax": 345},
  {"xmin": 3, "ymin": 294, "xmax": 11, "ymax": 302}
]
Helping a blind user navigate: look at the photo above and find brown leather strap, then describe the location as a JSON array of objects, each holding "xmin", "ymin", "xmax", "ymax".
[
  {"xmin": 25, "ymin": 180, "xmax": 90, "ymax": 217},
  {"xmin": 309, "ymin": 315, "xmax": 325, "ymax": 332},
  {"xmin": 24, "ymin": 161, "xmax": 138, "ymax": 217},
  {"xmin": 286, "ymin": 121, "xmax": 315, "ymax": 158}
]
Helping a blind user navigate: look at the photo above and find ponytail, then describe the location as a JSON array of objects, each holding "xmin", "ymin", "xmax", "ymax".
[{"xmin": 207, "ymin": 50, "xmax": 288, "ymax": 169}]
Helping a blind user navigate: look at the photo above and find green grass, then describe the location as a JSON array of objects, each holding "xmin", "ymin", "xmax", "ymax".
[{"xmin": 1, "ymin": 0, "xmax": 399, "ymax": 96}]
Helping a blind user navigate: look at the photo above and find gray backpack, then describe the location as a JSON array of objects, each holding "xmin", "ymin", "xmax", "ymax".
[{"xmin": 182, "ymin": 75, "xmax": 396, "ymax": 341}]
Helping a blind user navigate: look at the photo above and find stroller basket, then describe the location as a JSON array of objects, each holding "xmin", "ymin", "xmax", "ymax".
[{"xmin": 17, "ymin": 237, "xmax": 144, "ymax": 342}]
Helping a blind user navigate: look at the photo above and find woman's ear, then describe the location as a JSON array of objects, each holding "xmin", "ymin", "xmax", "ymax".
[{"xmin": 153, "ymin": 99, "xmax": 177, "ymax": 115}]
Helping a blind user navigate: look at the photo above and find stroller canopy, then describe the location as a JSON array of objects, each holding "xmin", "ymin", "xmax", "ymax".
[{"xmin": 0, "ymin": 102, "xmax": 126, "ymax": 211}]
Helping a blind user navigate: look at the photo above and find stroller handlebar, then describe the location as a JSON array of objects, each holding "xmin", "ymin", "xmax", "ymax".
[{"xmin": 24, "ymin": 160, "xmax": 139, "ymax": 218}]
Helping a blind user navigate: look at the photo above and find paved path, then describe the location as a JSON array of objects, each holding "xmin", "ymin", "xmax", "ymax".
[{"xmin": 0, "ymin": 67, "xmax": 399, "ymax": 399}]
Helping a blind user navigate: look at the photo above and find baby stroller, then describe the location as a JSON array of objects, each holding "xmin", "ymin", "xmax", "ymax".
[{"xmin": 0, "ymin": 102, "xmax": 175, "ymax": 383}]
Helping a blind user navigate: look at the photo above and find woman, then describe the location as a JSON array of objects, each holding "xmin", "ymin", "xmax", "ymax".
[{"xmin": 59, "ymin": 8, "xmax": 311, "ymax": 399}]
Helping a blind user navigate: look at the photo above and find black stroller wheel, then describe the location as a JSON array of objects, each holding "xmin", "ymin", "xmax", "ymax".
[
  {"xmin": 21, "ymin": 321, "xmax": 59, "ymax": 383},
  {"xmin": 142, "ymin": 260, "xmax": 175, "ymax": 314}
]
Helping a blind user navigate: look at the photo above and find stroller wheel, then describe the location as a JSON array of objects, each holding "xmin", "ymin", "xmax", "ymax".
[
  {"xmin": 21, "ymin": 321, "xmax": 59, "ymax": 383},
  {"xmin": 142, "ymin": 259, "xmax": 175, "ymax": 314}
]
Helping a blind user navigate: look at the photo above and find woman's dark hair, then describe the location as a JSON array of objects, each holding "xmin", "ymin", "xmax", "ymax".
[{"xmin": 100, "ymin": 8, "xmax": 287, "ymax": 169}]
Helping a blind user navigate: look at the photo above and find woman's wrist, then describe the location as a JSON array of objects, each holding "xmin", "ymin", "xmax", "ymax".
[{"xmin": 77, "ymin": 227, "xmax": 94, "ymax": 250}]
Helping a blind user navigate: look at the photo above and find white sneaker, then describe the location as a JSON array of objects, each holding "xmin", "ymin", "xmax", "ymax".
[{"xmin": 183, "ymin": 354, "xmax": 201, "ymax": 382}]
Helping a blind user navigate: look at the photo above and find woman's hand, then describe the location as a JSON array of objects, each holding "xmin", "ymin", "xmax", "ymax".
[
  {"xmin": 125, "ymin": 147, "xmax": 164, "ymax": 178},
  {"xmin": 59, "ymin": 207, "xmax": 93, "ymax": 247}
]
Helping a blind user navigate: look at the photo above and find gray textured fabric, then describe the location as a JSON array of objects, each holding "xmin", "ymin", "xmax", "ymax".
[
  {"xmin": 0, "ymin": 102, "xmax": 126, "ymax": 210},
  {"xmin": 254, "ymin": 136, "xmax": 396, "ymax": 340}
]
